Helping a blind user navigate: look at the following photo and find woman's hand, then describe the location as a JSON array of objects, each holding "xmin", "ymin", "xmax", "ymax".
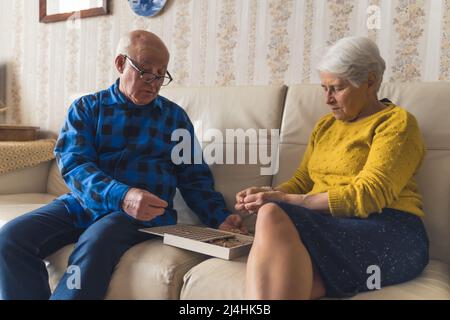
[{"xmin": 235, "ymin": 186, "xmax": 286, "ymax": 214}]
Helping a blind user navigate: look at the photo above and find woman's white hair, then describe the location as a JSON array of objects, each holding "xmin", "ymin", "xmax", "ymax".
[{"xmin": 317, "ymin": 36, "xmax": 386, "ymax": 92}]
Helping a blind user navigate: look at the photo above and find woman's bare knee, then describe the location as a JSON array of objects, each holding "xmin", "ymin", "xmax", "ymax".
[
  {"xmin": 256, "ymin": 203, "xmax": 287, "ymax": 227},
  {"xmin": 254, "ymin": 203, "xmax": 301, "ymax": 245}
]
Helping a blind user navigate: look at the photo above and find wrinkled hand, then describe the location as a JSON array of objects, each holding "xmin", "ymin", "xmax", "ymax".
[
  {"xmin": 122, "ymin": 188, "xmax": 168, "ymax": 221},
  {"xmin": 235, "ymin": 186, "xmax": 285, "ymax": 214},
  {"xmin": 218, "ymin": 214, "xmax": 248, "ymax": 235}
]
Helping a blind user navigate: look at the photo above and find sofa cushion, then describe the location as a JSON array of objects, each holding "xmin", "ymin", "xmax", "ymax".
[
  {"xmin": 45, "ymin": 240, "xmax": 209, "ymax": 300},
  {"xmin": 0, "ymin": 161, "xmax": 51, "ymax": 194},
  {"xmin": 0, "ymin": 193, "xmax": 56, "ymax": 205},
  {"xmin": 0, "ymin": 203, "xmax": 51, "ymax": 228},
  {"xmin": 414, "ymin": 150, "xmax": 450, "ymax": 264},
  {"xmin": 272, "ymin": 144, "xmax": 307, "ymax": 186},
  {"xmin": 180, "ymin": 257, "xmax": 449, "ymax": 300},
  {"xmin": 348, "ymin": 260, "xmax": 450, "ymax": 300},
  {"xmin": 0, "ymin": 195, "xmax": 57, "ymax": 229},
  {"xmin": 180, "ymin": 256, "xmax": 247, "ymax": 300}
]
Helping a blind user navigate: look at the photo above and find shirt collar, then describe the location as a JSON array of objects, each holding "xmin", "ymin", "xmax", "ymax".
[{"xmin": 110, "ymin": 78, "xmax": 163, "ymax": 112}]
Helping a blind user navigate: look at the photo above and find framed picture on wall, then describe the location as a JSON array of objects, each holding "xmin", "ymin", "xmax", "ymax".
[
  {"xmin": 128, "ymin": 0, "xmax": 167, "ymax": 17},
  {"xmin": 39, "ymin": 0, "xmax": 109, "ymax": 23}
]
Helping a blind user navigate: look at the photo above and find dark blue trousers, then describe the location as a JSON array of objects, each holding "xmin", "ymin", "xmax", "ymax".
[{"xmin": 0, "ymin": 200, "xmax": 155, "ymax": 300}]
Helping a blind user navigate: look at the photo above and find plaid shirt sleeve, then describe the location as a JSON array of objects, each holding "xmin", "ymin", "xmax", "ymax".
[
  {"xmin": 54, "ymin": 98, "xmax": 130, "ymax": 214},
  {"xmin": 175, "ymin": 115, "xmax": 230, "ymax": 229}
]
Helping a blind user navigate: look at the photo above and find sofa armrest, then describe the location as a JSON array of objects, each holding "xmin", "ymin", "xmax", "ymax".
[
  {"xmin": 0, "ymin": 161, "xmax": 52, "ymax": 195},
  {"xmin": 46, "ymin": 160, "xmax": 70, "ymax": 196}
]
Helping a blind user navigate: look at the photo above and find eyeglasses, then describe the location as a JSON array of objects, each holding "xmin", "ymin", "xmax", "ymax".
[{"xmin": 122, "ymin": 54, "xmax": 173, "ymax": 86}]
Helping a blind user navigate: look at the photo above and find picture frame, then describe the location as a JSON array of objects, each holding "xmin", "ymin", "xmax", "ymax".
[{"xmin": 39, "ymin": 0, "xmax": 109, "ymax": 23}]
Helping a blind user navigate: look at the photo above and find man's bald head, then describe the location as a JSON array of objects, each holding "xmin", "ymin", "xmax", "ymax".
[{"xmin": 116, "ymin": 30, "xmax": 170, "ymax": 64}]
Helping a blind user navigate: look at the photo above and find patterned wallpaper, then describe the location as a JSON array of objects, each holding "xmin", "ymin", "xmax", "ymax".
[{"xmin": 0, "ymin": 0, "xmax": 448, "ymax": 133}]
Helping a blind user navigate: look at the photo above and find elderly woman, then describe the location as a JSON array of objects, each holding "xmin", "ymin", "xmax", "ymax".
[{"xmin": 235, "ymin": 36, "xmax": 429, "ymax": 300}]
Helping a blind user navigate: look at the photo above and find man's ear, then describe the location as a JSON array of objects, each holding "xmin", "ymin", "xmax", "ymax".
[{"xmin": 115, "ymin": 55, "xmax": 126, "ymax": 74}]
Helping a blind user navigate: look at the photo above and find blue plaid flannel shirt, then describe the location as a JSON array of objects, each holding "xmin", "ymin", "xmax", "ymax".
[{"xmin": 54, "ymin": 79, "xmax": 230, "ymax": 229}]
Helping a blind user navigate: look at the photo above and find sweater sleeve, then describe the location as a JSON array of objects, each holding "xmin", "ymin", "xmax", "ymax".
[
  {"xmin": 328, "ymin": 112, "xmax": 425, "ymax": 218},
  {"xmin": 54, "ymin": 98, "xmax": 130, "ymax": 214}
]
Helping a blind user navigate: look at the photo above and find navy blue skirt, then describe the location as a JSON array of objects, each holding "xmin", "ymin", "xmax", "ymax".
[{"xmin": 273, "ymin": 202, "xmax": 429, "ymax": 298}]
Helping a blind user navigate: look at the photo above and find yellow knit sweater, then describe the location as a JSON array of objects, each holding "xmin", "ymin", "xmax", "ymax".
[{"xmin": 277, "ymin": 101, "xmax": 426, "ymax": 218}]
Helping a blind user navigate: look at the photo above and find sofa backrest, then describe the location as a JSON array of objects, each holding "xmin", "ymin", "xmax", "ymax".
[
  {"xmin": 274, "ymin": 82, "xmax": 450, "ymax": 264},
  {"xmin": 160, "ymin": 86, "xmax": 287, "ymax": 227}
]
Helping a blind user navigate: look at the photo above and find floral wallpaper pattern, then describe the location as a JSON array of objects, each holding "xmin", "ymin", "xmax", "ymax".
[
  {"xmin": 9, "ymin": 0, "xmax": 24, "ymax": 124},
  {"xmin": 36, "ymin": 23, "xmax": 50, "ymax": 127},
  {"xmin": 391, "ymin": 0, "xmax": 426, "ymax": 82},
  {"xmin": 216, "ymin": 0, "xmax": 238, "ymax": 86},
  {"xmin": 96, "ymin": 16, "xmax": 113, "ymax": 90},
  {"xmin": 65, "ymin": 24, "xmax": 81, "ymax": 104},
  {"xmin": 440, "ymin": 0, "xmax": 450, "ymax": 80},
  {"xmin": 2, "ymin": 0, "xmax": 448, "ymax": 131},
  {"xmin": 132, "ymin": 15, "xmax": 147, "ymax": 31},
  {"xmin": 267, "ymin": 0, "xmax": 294, "ymax": 85},
  {"xmin": 367, "ymin": 0, "xmax": 380, "ymax": 42},
  {"xmin": 302, "ymin": 0, "xmax": 314, "ymax": 83},
  {"xmin": 247, "ymin": 0, "xmax": 258, "ymax": 84},
  {"xmin": 173, "ymin": 0, "xmax": 191, "ymax": 86},
  {"xmin": 198, "ymin": 0, "xmax": 209, "ymax": 85},
  {"xmin": 327, "ymin": 0, "xmax": 354, "ymax": 45}
]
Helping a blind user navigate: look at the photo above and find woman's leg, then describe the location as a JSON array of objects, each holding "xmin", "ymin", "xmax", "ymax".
[{"xmin": 245, "ymin": 203, "xmax": 326, "ymax": 300}]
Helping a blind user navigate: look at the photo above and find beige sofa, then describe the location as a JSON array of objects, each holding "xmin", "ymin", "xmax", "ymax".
[{"xmin": 0, "ymin": 83, "xmax": 448, "ymax": 300}]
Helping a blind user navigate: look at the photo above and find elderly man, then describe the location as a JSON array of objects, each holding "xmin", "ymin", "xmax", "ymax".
[{"xmin": 0, "ymin": 30, "xmax": 244, "ymax": 300}]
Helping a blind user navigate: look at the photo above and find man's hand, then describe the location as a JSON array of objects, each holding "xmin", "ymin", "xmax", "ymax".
[
  {"xmin": 235, "ymin": 186, "xmax": 286, "ymax": 214},
  {"xmin": 122, "ymin": 188, "xmax": 168, "ymax": 221},
  {"xmin": 218, "ymin": 214, "xmax": 248, "ymax": 235}
]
